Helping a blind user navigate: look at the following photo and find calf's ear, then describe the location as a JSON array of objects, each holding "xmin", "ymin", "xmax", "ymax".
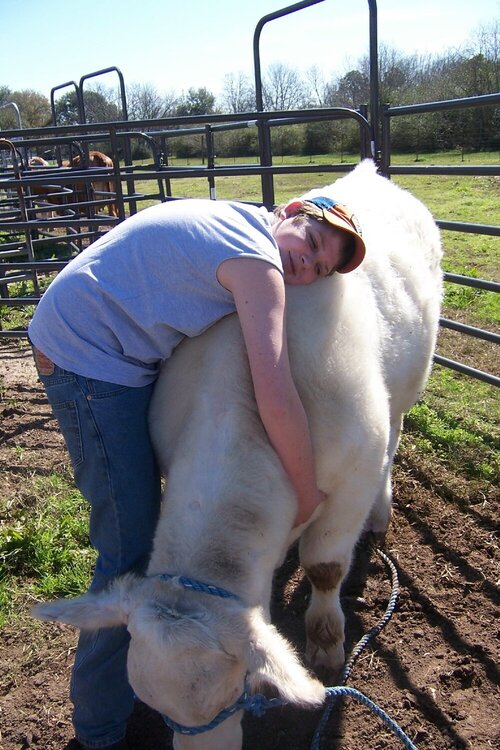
[
  {"xmin": 245, "ymin": 608, "xmax": 325, "ymax": 707},
  {"xmin": 32, "ymin": 573, "xmax": 139, "ymax": 630}
]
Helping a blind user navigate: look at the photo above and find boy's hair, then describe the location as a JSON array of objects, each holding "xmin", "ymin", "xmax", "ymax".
[{"xmin": 274, "ymin": 202, "xmax": 356, "ymax": 275}]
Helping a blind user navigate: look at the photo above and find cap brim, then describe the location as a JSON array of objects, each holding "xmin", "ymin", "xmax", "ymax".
[{"xmin": 320, "ymin": 209, "xmax": 366, "ymax": 273}]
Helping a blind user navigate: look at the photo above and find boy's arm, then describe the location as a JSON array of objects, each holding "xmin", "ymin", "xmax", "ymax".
[{"xmin": 217, "ymin": 257, "xmax": 323, "ymax": 526}]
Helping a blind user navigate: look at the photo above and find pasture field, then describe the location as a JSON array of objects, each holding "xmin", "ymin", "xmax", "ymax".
[{"xmin": 0, "ymin": 153, "xmax": 498, "ymax": 749}]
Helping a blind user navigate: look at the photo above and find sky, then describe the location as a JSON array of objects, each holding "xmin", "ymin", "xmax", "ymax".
[{"xmin": 1, "ymin": 0, "xmax": 499, "ymax": 101}]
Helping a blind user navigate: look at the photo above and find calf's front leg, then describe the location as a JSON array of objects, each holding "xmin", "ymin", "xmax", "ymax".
[
  {"xmin": 299, "ymin": 484, "xmax": 376, "ymax": 675},
  {"xmin": 302, "ymin": 557, "xmax": 348, "ymax": 674}
]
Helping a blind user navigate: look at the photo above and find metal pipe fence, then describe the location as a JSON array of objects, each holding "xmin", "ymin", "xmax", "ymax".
[
  {"xmin": 0, "ymin": 0, "xmax": 498, "ymax": 387},
  {"xmin": 380, "ymin": 94, "xmax": 499, "ymax": 388}
]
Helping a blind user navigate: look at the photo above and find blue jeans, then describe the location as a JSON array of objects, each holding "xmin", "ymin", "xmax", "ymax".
[{"xmin": 36, "ymin": 354, "xmax": 161, "ymax": 748}]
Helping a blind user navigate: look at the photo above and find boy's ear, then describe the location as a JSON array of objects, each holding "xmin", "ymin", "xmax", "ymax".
[{"xmin": 280, "ymin": 200, "xmax": 304, "ymax": 219}]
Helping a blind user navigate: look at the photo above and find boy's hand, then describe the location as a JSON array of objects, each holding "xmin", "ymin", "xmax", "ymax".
[{"xmin": 294, "ymin": 489, "xmax": 327, "ymax": 528}]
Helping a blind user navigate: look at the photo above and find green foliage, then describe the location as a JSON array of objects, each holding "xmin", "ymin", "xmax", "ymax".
[
  {"xmin": 0, "ymin": 88, "xmax": 51, "ymax": 129},
  {"xmin": 215, "ymin": 128, "xmax": 259, "ymax": 159},
  {"xmin": 303, "ymin": 121, "xmax": 336, "ymax": 155},
  {"xmin": 0, "ymin": 84, "xmax": 12, "ymax": 103},
  {"xmin": 271, "ymin": 125, "xmax": 304, "ymax": 157},
  {"xmin": 53, "ymin": 88, "xmax": 121, "ymax": 126},
  {"xmin": 0, "ymin": 303, "xmax": 36, "ymax": 333},
  {"xmin": 175, "ymin": 87, "xmax": 216, "ymax": 116}
]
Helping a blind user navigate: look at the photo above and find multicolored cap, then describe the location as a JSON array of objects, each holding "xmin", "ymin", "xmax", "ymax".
[{"xmin": 304, "ymin": 196, "xmax": 365, "ymax": 273}]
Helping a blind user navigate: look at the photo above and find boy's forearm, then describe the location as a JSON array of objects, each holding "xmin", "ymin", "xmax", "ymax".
[{"xmin": 257, "ymin": 390, "xmax": 322, "ymax": 526}]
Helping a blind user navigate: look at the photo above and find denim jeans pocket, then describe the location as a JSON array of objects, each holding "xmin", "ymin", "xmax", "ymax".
[
  {"xmin": 84, "ymin": 378, "xmax": 129, "ymax": 399},
  {"xmin": 51, "ymin": 399, "xmax": 84, "ymax": 469}
]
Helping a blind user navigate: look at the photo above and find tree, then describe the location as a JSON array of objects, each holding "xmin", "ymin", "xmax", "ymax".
[
  {"xmin": 302, "ymin": 121, "xmax": 336, "ymax": 157},
  {"xmin": 271, "ymin": 124, "xmax": 304, "ymax": 159},
  {"xmin": 469, "ymin": 17, "xmax": 500, "ymax": 91},
  {"xmin": 216, "ymin": 73, "xmax": 257, "ymax": 158},
  {"xmin": 0, "ymin": 88, "xmax": 50, "ymax": 129},
  {"xmin": 175, "ymin": 87, "xmax": 216, "ymax": 116},
  {"xmin": 219, "ymin": 72, "xmax": 255, "ymax": 113},
  {"xmin": 0, "ymin": 85, "xmax": 16, "ymax": 129},
  {"xmin": 0, "ymin": 84, "xmax": 12, "ymax": 106},
  {"xmin": 262, "ymin": 63, "xmax": 308, "ymax": 111},
  {"xmin": 304, "ymin": 66, "xmax": 327, "ymax": 107},
  {"xmin": 53, "ymin": 88, "xmax": 121, "ymax": 125},
  {"xmin": 127, "ymin": 82, "xmax": 178, "ymax": 121},
  {"xmin": 12, "ymin": 90, "xmax": 51, "ymax": 127},
  {"xmin": 215, "ymin": 127, "xmax": 258, "ymax": 158},
  {"xmin": 325, "ymin": 69, "xmax": 369, "ymax": 108},
  {"xmin": 53, "ymin": 90, "xmax": 80, "ymax": 125},
  {"xmin": 82, "ymin": 87, "xmax": 121, "ymax": 123}
]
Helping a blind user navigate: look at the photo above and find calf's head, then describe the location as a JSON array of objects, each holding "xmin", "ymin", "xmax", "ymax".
[{"xmin": 33, "ymin": 574, "xmax": 325, "ymax": 727}]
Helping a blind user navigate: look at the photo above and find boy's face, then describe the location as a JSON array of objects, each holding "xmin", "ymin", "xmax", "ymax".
[{"xmin": 272, "ymin": 204, "xmax": 346, "ymax": 286}]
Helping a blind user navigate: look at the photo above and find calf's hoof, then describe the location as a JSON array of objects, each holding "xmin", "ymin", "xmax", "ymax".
[{"xmin": 305, "ymin": 630, "xmax": 345, "ymax": 677}]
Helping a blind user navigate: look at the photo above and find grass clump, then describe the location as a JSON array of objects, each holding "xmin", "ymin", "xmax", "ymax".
[
  {"xmin": 0, "ymin": 472, "xmax": 94, "ymax": 627},
  {"xmin": 402, "ymin": 367, "xmax": 499, "ymax": 486}
]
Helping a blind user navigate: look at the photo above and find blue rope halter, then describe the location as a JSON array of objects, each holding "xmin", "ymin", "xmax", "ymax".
[
  {"xmin": 162, "ymin": 680, "xmax": 283, "ymax": 736},
  {"xmin": 156, "ymin": 572, "xmax": 241, "ymax": 601},
  {"xmin": 162, "ymin": 684, "xmax": 418, "ymax": 749}
]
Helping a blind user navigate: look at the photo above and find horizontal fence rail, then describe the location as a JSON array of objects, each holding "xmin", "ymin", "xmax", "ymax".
[{"xmin": 437, "ymin": 272, "xmax": 500, "ymax": 388}]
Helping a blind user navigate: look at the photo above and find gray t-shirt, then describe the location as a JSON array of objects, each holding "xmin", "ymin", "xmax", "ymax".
[{"xmin": 29, "ymin": 199, "xmax": 283, "ymax": 386}]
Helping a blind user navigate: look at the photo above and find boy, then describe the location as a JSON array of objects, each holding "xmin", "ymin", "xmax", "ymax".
[{"xmin": 29, "ymin": 193, "xmax": 365, "ymax": 750}]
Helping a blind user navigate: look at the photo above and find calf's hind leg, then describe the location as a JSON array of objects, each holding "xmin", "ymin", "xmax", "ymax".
[{"xmin": 365, "ymin": 416, "xmax": 403, "ymax": 538}]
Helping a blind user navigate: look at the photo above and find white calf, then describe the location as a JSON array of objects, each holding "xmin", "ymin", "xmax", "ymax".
[{"xmin": 34, "ymin": 160, "xmax": 442, "ymax": 749}]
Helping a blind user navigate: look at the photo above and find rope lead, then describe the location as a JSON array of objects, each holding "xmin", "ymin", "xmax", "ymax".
[
  {"xmin": 311, "ymin": 687, "xmax": 419, "ymax": 750},
  {"xmin": 311, "ymin": 541, "xmax": 410, "ymax": 748}
]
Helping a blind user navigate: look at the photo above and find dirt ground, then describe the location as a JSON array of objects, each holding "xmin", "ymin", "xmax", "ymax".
[{"xmin": 0, "ymin": 341, "xmax": 498, "ymax": 750}]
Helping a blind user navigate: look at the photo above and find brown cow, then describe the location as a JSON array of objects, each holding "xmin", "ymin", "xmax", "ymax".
[
  {"xmin": 27, "ymin": 157, "xmax": 65, "ymax": 218},
  {"xmin": 27, "ymin": 151, "xmax": 119, "ymax": 218},
  {"xmin": 69, "ymin": 151, "xmax": 119, "ymax": 217}
]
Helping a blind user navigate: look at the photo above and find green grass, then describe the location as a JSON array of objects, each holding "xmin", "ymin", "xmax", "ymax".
[
  {"xmin": 403, "ymin": 370, "xmax": 499, "ymax": 484},
  {"xmin": 392, "ymin": 173, "xmax": 499, "ymax": 282},
  {"xmin": 0, "ymin": 471, "xmax": 95, "ymax": 627},
  {"xmin": 0, "ymin": 276, "xmax": 52, "ymax": 333},
  {"xmin": 388, "ymin": 150, "xmax": 500, "ymax": 166},
  {"xmin": 0, "ymin": 298, "xmax": 37, "ymax": 333}
]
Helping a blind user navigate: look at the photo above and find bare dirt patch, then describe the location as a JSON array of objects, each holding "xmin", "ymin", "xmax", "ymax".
[{"xmin": 0, "ymin": 343, "xmax": 498, "ymax": 750}]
